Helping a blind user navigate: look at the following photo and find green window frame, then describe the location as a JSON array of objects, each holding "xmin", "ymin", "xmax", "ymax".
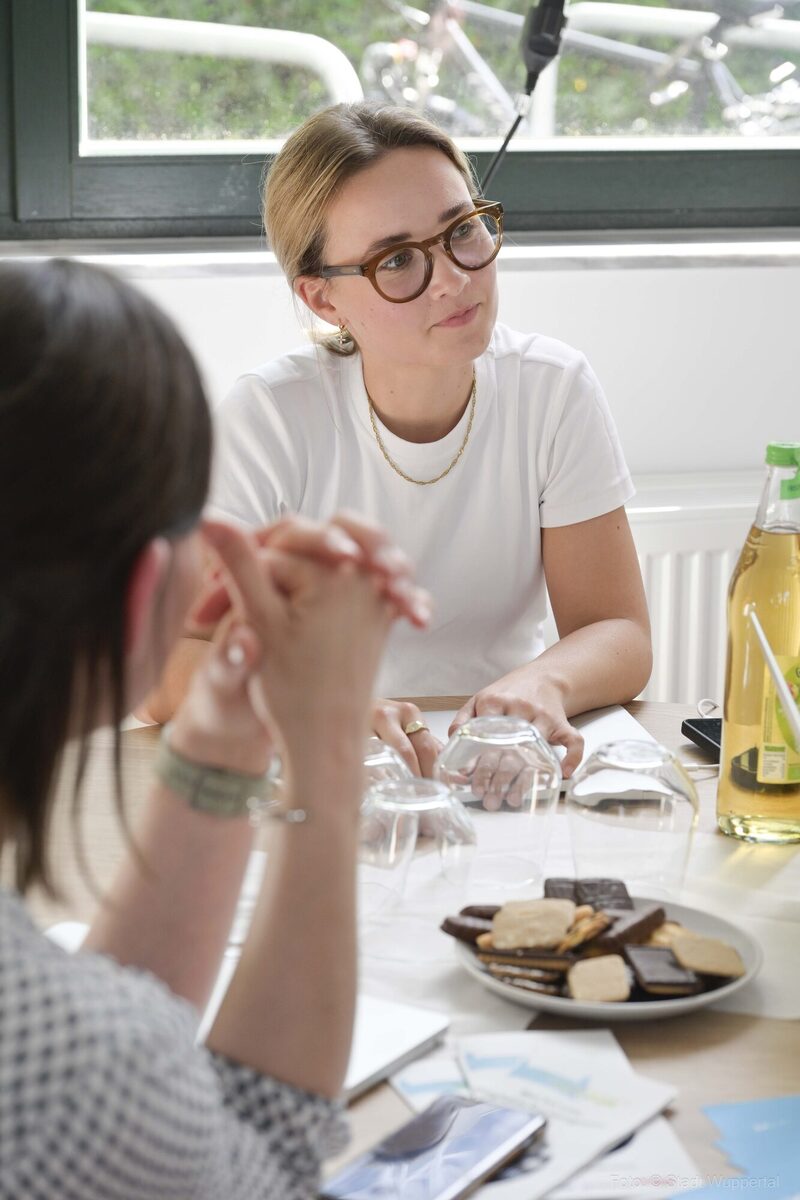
[{"xmin": 2, "ymin": 0, "xmax": 800, "ymax": 240}]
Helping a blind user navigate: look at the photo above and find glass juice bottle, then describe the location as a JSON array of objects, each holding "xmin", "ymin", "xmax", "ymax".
[{"xmin": 718, "ymin": 442, "xmax": 800, "ymax": 842}]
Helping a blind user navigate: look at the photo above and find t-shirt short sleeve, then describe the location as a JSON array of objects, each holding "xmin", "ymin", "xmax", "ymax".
[
  {"xmin": 537, "ymin": 352, "xmax": 634, "ymax": 528},
  {"xmin": 208, "ymin": 373, "xmax": 293, "ymax": 528}
]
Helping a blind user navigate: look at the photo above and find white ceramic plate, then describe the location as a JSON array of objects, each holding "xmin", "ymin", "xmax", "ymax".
[{"xmin": 453, "ymin": 897, "xmax": 762, "ymax": 1021}]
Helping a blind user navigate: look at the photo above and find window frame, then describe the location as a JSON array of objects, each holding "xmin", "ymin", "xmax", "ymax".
[{"xmin": 2, "ymin": 0, "xmax": 800, "ymax": 241}]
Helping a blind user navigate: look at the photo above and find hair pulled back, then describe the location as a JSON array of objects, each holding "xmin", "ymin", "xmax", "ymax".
[
  {"xmin": 0, "ymin": 259, "xmax": 211, "ymax": 893},
  {"xmin": 263, "ymin": 102, "xmax": 480, "ymax": 355}
]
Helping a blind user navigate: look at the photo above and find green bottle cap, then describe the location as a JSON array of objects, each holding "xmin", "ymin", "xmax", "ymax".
[{"xmin": 766, "ymin": 442, "xmax": 800, "ymax": 467}]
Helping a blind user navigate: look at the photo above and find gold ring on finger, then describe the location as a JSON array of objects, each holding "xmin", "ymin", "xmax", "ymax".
[{"xmin": 403, "ymin": 719, "xmax": 429, "ymax": 736}]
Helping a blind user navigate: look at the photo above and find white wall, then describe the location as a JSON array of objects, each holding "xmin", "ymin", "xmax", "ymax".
[{"xmin": 118, "ymin": 245, "xmax": 800, "ymax": 477}]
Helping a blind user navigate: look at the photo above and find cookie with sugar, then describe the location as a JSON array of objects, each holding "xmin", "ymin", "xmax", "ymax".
[
  {"xmin": 491, "ymin": 898, "xmax": 576, "ymax": 950},
  {"xmin": 671, "ymin": 932, "xmax": 745, "ymax": 978},
  {"xmin": 567, "ymin": 954, "xmax": 631, "ymax": 1002}
]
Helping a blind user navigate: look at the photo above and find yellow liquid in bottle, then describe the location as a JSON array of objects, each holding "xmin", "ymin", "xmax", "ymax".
[{"xmin": 718, "ymin": 524, "xmax": 800, "ymax": 842}]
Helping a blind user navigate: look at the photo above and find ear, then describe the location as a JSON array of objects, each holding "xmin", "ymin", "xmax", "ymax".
[
  {"xmin": 124, "ymin": 537, "xmax": 171, "ymax": 656},
  {"xmin": 294, "ymin": 274, "xmax": 342, "ymax": 327}
]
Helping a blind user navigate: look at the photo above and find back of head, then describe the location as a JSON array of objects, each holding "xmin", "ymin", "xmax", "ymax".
[
  {"xmin": 263, "ymin": 102, "xmax": 480, "ymax": 353},
  {"xmin": 0, "ymin": 259, "xmax": 211, "ymax": 892}
]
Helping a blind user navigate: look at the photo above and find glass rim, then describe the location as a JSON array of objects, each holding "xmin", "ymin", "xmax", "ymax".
[
  {"xmin": 590, "ymin": 739, "xmax": 674, "ymax": 770},
  {"xmin": 456, "ymin": 714, "xmax": 549, "ymax": 746},
  {"xmin": 368, "ymin": 777, "xmax": 451, "ymax": 798},
  {"xmin": 365, "ymin": 777, "xmax": 454, "ymax": 812}
]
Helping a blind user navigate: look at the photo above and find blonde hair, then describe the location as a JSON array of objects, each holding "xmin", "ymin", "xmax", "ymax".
[{"xmin": 263, "ymin": 102, "xmax": 480, "ymax": 356}]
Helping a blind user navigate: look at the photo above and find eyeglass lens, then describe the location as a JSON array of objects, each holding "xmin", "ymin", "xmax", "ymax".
[{"xmin": 374, "ymin": 211, "xmax": 501, "ymax": 301}]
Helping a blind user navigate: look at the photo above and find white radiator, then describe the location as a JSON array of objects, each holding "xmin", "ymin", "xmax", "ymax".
[
  {"xmin": 542, "ymin": 471, "xmax": 762, "ymax": 705},
  {"xmin": 629, "ymin": 472, "xmax": 761, "ymax": 704}
]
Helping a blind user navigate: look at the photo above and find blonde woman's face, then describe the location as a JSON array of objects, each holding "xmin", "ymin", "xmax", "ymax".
[{"xmin": 319, "ymin": 147, "xmax": 499, "ymax": 371}]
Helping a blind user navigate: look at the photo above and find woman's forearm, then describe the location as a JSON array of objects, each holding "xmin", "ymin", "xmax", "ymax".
[
  {"xmin": 527, "ymin": 616, "xmax": 652, "ymax": 716},
  {"xmin": 83, "ymin": 784, "xmax": 255, "ymax": 1012},
  {"xmin": 206, "ymin": 746, "xmax": 363, "ymax": 1099},
  {"xmin": 86, "ymin": 633, "xmax": 271, "ymax": 1012}
]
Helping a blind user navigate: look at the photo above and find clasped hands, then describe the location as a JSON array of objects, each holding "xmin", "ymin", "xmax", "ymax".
[{"xmin": 169, "ymin": 512, "xmax": 431, "ymax": 778}]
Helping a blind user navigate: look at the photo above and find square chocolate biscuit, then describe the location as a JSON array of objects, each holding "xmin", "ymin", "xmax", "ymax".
[
  {"xmin": 543, "ymin": 878, "xmax": 578, "ymax": 902},
  {"xmin": 624, "ymin": 944, "xmax": 701, "ymax": 996},
  {"xmin": 575, "ymin": 878, "xmax": 634, "ymax": 910},
  {"xmin": 596, "ymin": 904, "xmax": 666, "ymax": 952}
]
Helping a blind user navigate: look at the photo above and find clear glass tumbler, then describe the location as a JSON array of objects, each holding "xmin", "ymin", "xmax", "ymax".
[
  {"xmin": 358, "ymin": 782, "xmax": 421, "ymax": 921},
  {"xmin": 434, "ymin": 715, "xmax": 562, "ymax": 901},
  {"xmin": 564, "ymin": 739, "xmax": 699, "ymax": 899},
  {"xmin": 358, "ymin": 777, "xmax": 476, "ymax": 962},
  {"xmin": 362, "ymin": 735, "xmax": 413, "ymax": 788}
]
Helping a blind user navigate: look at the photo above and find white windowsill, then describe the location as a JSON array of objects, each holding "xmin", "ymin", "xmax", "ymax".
[{"xmin": 1, "ymin": 234, "xmax": 800, "ymax": 277}]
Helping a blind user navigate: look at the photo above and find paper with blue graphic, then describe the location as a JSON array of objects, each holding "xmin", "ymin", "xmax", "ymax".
[
  {"xmin": 676, "ymin": 1095, "xmax": 800, "ymax": 1199},
  {"xmin": 455, "ymin": 1030, "xmax": 676, "ymax": 1199},
  {"xmin": 392, "ymin": 1031, "xmax": 699, "ymax": 1199}
]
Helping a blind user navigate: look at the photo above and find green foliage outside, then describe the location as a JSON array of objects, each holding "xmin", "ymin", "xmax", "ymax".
[{"xmin": 85, "ymin": 0, "xmax": 799, "ymax": 141}]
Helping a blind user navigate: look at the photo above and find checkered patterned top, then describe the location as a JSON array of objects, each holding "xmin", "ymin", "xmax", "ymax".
[{"xmin": 0, "ymin": 888, "xmax": 346, "ymax": 1199}]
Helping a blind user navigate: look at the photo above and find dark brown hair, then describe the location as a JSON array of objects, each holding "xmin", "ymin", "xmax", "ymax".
[{"xmin": 0, "ymin": 259, "xmax": 211, "ymax": 894}]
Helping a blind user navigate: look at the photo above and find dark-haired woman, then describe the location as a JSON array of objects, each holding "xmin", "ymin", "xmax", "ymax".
[{"xmin": 0, "ymin": 258, "xmax": 428, "ymax": 1200}]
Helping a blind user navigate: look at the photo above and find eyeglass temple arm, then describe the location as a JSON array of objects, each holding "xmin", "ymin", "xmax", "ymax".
[{"xmin": 320, "ymin": 265, "xmax": 365, "ymax": 278}]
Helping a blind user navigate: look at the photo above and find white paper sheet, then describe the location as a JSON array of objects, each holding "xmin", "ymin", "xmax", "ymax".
[
  {"xmin": 458, "ymin": 1030, "xmax": 677, "ymax": 1199},
  {"xmin": 391, "ymin": 1033, "xmax": 700, "ymax": 1199}
]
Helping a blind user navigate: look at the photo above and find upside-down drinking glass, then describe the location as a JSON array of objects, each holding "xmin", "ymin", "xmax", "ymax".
[
  {"xmin": 358, "ymin": 777, "xmax": 477, "ymax": 962},
  {"xmin": 362, "ymin": 735, "xmax": 413, "ymax": 788},
  {"xmin": 434, "ymin": 716, "xmax": 562, "ymax": 902},
  {"xmin": 564, "ymin": 739, "xmax": 699, "ymax": 899}
]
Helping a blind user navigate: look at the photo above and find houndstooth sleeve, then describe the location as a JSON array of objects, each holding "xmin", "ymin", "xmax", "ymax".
[{"xmin": 0, "ymin": 892, "xmax": 348, "ymax": 1200}]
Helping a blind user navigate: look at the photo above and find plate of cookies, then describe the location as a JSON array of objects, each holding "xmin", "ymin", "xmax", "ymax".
[{"xmin": 441, "ymin": 877, "xmax": 762, "ymax": 1020}]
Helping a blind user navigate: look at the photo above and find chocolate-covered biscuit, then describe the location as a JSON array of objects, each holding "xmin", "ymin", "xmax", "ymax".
[
  {"xmin": 477, "ymin": 947, "xmax": 575, "ymax": 973},
  {"xmin": 575, "ymin": 878, "xmax": 633, "ymax": 910},
  {"xmin": 440, "ymin": 914, "xmax": 494, "ymax": 945},
  {"xmin": 595, "ymin": 904, "xmax": 666, "ymax": 952},
  {"xmin": 624, "ymin": 944, "xmax": 701, "ymax": 996},
  {"xmin": 543, "ymin": 878, "xmax": 577, "ymax": 901},
  {"xmin": 486, "ymin": 962, "xmax": 562, "ymax": 985},
  {"xmin": 493, "ymin": 974, "xmax": 563, "ymax": 996},
  {"xmin": 459, "ymin": 904, "xmax": 501, "ymax": 920}
]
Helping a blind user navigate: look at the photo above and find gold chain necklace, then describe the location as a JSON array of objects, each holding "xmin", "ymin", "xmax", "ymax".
[{"xmin": 366, "ymin": 370, "xmax": 477, "ymax": 486}]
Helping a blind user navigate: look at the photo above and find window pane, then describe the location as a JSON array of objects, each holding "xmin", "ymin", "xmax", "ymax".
[{"xmin": 81, "ymin": 0, "xmax": 800, "ymax": 154}]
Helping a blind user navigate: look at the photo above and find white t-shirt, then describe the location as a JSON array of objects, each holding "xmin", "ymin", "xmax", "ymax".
[{"xmin": 210, "ymin": 323, "xmax": 634, "ymax": 697}]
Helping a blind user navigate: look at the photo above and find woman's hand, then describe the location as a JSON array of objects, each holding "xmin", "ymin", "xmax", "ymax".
[
  {"xmin": 450, "ymin": 668, "xmax": 584, "ymax": 781},
  {"xmin": 192, "ymin": 511, "xmax": 430, "ymax": 633},
  {"xmin": 201, "ymin": 519, "xmax": 430, "ymax": 777},
  {"xmin": 169, "ymin": 615, "xmax": 272, "ymax": 776},
  {"xmin": 370, "ymin": 699, "xmax": 443, "ymax": 777}
]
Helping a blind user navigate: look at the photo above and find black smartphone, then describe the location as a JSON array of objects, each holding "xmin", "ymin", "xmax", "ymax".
[
  {"xmin": 321, "ymin": 1095, "xmax": 547, "ymax": 1200},
  {"xmin": 681, "ymin": 717, "xmax": 722, "ymax": 761}
]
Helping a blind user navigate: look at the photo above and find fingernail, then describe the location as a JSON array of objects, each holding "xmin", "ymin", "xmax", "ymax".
[
  {"xmin": 373, "ymin": 545, "xmax": 410, "ymax": 574},
  {"xmin": 226, "ymin": 641, "xmax": 245, "ymax": 668},
  {"xmin": 412, "ymin": 598, "xmax": 432, "ymax": 624},
  {"xmin": 325, "ymin": 529, "xmax": 361, "ymax": 557}
]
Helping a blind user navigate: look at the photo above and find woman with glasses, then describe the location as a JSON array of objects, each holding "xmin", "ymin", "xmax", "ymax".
[{"xmin": 151, "ymin": 101, "xmax": 651, "ymax": 778}]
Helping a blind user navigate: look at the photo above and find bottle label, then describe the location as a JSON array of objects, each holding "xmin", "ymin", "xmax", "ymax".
[
  {"xmin": 757, "ymin": 656, "xmax": 800, "ymax": 784},
  {"xmin": 780, "ymin": 476, "xmax": 800, "ymax": 501}
]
